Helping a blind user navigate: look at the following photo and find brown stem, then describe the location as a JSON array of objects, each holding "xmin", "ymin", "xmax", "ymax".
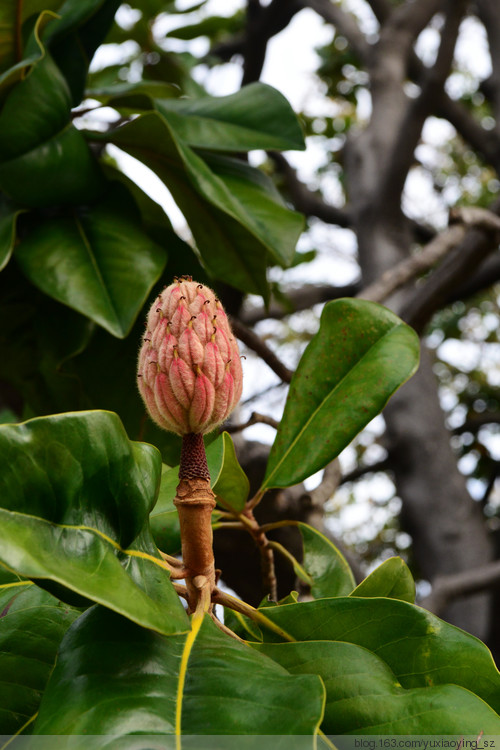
[
  {"xmin": 240, "ymin": 508, "xmax": 278, "ymax": 601},
  {"xmin": 174, "ymin": 433, "xmax": 216, "ymax": 613}
]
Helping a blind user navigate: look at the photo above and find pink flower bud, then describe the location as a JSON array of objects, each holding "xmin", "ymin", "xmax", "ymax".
[{"xmin": 138, "ymin": 277, "xmax": 243, "ymax": 435}]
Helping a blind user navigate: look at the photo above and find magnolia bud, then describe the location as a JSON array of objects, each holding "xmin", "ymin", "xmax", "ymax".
[{"xmin": 138, "ymin": 277, "xmax": 243, "ymax": 435}]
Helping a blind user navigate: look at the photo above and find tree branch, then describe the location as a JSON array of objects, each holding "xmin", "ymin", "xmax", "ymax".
[
  {"xmin": 301, "ymin": 0, "xmax": 371, "ymax": 61},
  {"xmin": 270, "ymin": 152, "xmax": 351, "ymax": 226},
  {"xmin": 359, "ymin": 206, "xmax": 500, "ymax": 305},
  {"xmin": 241, "ymin": 282, "xmax": 361, "ymax": 326},
  {"xmin": 400, "ymin": 202, "xmax": 500, "ymax": 332},
  {"xmin": 230, "ymin": 316, "xmax": 293, "ymax": 383},
  {"xmin": 226, "ymin": 411, "xmax": 280, "ymax": 433},
  {"xmin": 422, "ymin": 560, "xmax": 500, "ymax": 615}
]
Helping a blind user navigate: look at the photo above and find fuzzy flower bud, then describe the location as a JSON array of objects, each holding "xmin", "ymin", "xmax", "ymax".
[{"xmin": 138, "ymin": 276, "xmax": 243, "ymax": 435}]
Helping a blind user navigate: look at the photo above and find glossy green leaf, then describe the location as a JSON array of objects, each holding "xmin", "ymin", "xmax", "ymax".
[
  {"xmin": 150, "ymin": 463, "xmax": 182, "ymax": 554},
  {"xmin": 155, "ymin": 82, "xmax": 305, "ymax": 152},
  {"xmin": 258, "ymin": 597, "xmax": 500, "ymax": 714},
  {"xmin": 0, "ymin": 195, "xmax": 24, "ymax": 271},
  {"xmin": 0, "ymin": 410, "xmax": 188, "ymax": 634},
  {"xmin": 351, "ymin": 556, "xmax": 415, "ymax": 603},
  {"xmin": 94, "ymin": 111, "xmax": 302, "ymax": 297},
  {"xmin": 88, "ymin": 79, "xmax": 180, "ymax": 108},
  {"xmin": 263, "ymin": 299, "xmax": 420, "ymax": 489},
  {"xmin": 34, "ymin": 606, "xmax": 325, "ymax": 736},
  {"xmin": 0, "ymin": 47, "xmax": 103, "ymax": 206},
  {"xmin": 298, "ymin": 522, "xmax": 355, "ymax": 598},
  {"xmin": 44, "ymin": 0, "xmax": 122, "ymax": 104},
  {"xmin": 0, "ymin": 52, "xmax": 71, "ymax": 161},
  {"xmin": 206, "ymin": 431, "xmax": 250, "ymax": 512},
  {"xmin": 0, "ymin": 4, "xmax": 61, "ymax": 79},
  {"xmin": 15, "ymin": 185, "xmax": 166, "ymax": 337},
  {"xmin": 256, "ymin": 640, "xmax": 500, "ymax": 734},
  {"xmin": 0, "ymin": 581, "xmax": 79, "ymax": 735},
  {"xmin": 201, "ymin": 153, "xmax": 304, "ymax": 269}
]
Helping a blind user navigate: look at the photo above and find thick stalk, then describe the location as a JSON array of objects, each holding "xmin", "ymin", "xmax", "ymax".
[{"xmin": 174, "ymin": 433, "xmax": 216, "ymax": 613}]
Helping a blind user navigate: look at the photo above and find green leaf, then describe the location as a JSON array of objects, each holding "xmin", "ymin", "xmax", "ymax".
[
  {"xmin": 263, "ymin": 299, "xmax": 420, "ymax": 488},
  {"xmin": 0, "ymin": 410, "xmax": 188, "ymax": 634},
  {"xmin": 206, "ymin": 431, "xmax": 249, "ymax": 512},
  {"xmin": 0, "ymin": 51, "xmax": 71, "ymax": 161},
  {"xmin": 14, "ymin": 184, "xmax": 166, "ymax": 337},
  {"xmin": 34, "ymin": 607, "xmax": 325, "ymax": 736},
  {"xmin": 201, "ymin": 152, "xmax": 304, "ymax": 269},
  {"xmin": 92, "ymin": 111, "xmax": 302, "ymax": 298},
  {"xmin": 0, "ymin": 195, "xmax": 24, "ymax": 271},
  {"xmin": 0, "ymin": 581, "xmax": 79, "ymax": 735},
  {"xmin": 351, "ymin": 556, "xmax": 415, "ymax": 603},
  {"xmin": 256, "ymin": 640, "xmax": 500, "ymax": 734},
  {"xmin": 44, "ymin": 0, "xmax": 122, "ymax": 104},
  {"xmin": 257, "ymin": 597, "xmax": 500, "ymax": 714},
  {"xmin": 150, "ymin": 463, "xmax": 182, "ymax": 554},
  {"xmin": 0, "ymin": 4, "xmax": 61, "ymax": 78},
  {"xmin": 156, "ymin": 82, "xmax": 305, "ymax": 152},
  {"xmin": 298, "ymin": 522, "xmax": 355, "ymax": 598},
  {"xmin": 0, "ymin": 47, "xmax": 103, "ymax": 206},
  {"xmin": 88, "ymin": 79, "xmax": 180, "ymax": 108}
]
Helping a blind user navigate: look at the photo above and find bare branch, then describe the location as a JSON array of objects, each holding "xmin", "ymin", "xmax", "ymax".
[
  {"xmin": 270, "ymin": 152, "xmax": 351, "ymax": 227},
  {"xmin": 359, "ymin": 224, "xmax": 466, "ymax": 304},
  {"xmin": 242, "ymin": 282, "xmax": 361, "ymax": 326},
  {"xmin": 230, "ymin": 316, "xmax": 293, "ymax": 383},
  {"xmin": 309, "ymin": 459, "xmax": 342, "ymax": 506},
  {"xmin": 401, "ymin": 202, "xmax": 500, "ymax": 332},
  {"xmin": 422, "ymin": 560, "xmax": 500, "ymax": 615},
  {"xmin": 242, "ymin": 0, "xmax": 303, "ymax": 84},
  {"xmin": 226, "ymin": 411, "xmax": 280, "ymax": 434},
  {"xmin": 301, "ymin": 0, "xmax": 371, "ymax": 61},
  {"xmin": 340, "ymin": 457, "xmax": 391, "ymax": 485},
  {"xmin": 453, "ymin": 412, "xmax": 500, "ymax": 433}
]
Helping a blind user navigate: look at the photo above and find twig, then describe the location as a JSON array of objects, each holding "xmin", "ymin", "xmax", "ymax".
[
  {"xmin": 212, "ymin": 588, "xmax": 295, "ymax": 641},
  {"xmin": 340, "ymin": 457, "xmax": 391, "ymax": 485},
  {"xmin": 226, "ymin": 411, "xmax": 280, "ymax": 434},
  {"xmin": 239, "ymin": 507, "xmax": 278, "ymax": 601},
  {"xmin": 230, "ymin": 316, "xmax": 293, "ymax": 383},
  {"xmin": 422, "ymin": 560, "xmax": 500, "ymax": 615},
  {"xmin": 270, "ymin": 152, "xmax": 351, "ymax": 227},
  {"xmin": 210, "ymin": 612, "xmax": 246, "ymax": 643}
]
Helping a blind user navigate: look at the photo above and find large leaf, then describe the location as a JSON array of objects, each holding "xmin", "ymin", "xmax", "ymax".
[
  {"xmin": 150, "ymin": 464, "xmax": 182, "ymax": 554},
  {"xmin": 263, "ymin": 299, "xmax": 420, "ymax": 489},
  {"xmin": 0, "ymin": 2, "xmax": 53, "ymax": 72},
  {"xmin": 44, "ymin": 0, "xmax": 122, "ymax": 104},
  {"xmin": 0, "ymin": 45, "xmax": 103, "ymax": 206},
  {"xmin": 298, "ymin": 522, "xmax": 355, "ymax": 598},
  {"xmin": 202, "ymin": 153, "xmax": 305, "ymax": 269},
  {"xmin": 33, "ymin": 606, "xmax": 325, "ymax": 738},
  {"xmin": 93, "ymin": 112, "xmax": 303, "ymax": 298},
  {"xmin": 14, "ymin": 184, "xmax": 166, "ymax": 337},
  {"xmin": 0, "ymin": 410, "xmax": 188, "ymax": 634},
  {"xmin": 351, "ymin": 556, "xmax": 415, "ymax": 602},
  {"xmin": 155, "ymin": 82, "xmax": 305, "ymax": 152},
  {"xmin": 0, "ymin": 581, "xmax": 79, "ymax": 735},
  {"xmin": 206, "ymin": 431, "xmax": 249, "ymax": 512},
  {"xmin": 257, "ymin": 597, "xmax": 500, "ymax": 714},
  {"xmin": 257, "ymin": 640, "xmax": 500, "ymax": 734}
]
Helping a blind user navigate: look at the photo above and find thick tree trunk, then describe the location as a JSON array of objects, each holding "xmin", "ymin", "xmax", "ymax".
[{"xmin": 384, "ymin": 349, "xmax": 493, "ymax": 638}]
